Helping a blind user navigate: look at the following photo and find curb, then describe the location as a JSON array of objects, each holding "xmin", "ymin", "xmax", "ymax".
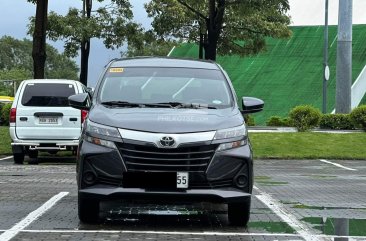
[{"xmin": 248, "ymin": 126, "xmax": 365, "ymax": 133}]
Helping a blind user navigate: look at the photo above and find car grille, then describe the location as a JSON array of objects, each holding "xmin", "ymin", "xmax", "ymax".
[{"xmin": 117, "ymin": 143, "xmax": 218, "ymax": 173}]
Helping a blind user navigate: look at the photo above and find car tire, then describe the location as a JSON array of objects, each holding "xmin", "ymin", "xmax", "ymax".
[
  {"xmin": 228, "ymin": 199, "xmax": 251, "ymax": 226},
  {"xmin": 13, "ymin": 153, "xmax": 24, "ymax": 165},
  {"xmin": 78, "ymin": 195, "xmax": 100, "ymax": 223},
  {"xmin": 28, "ymin": 150, "xmax": 38, "ymax": 159}
]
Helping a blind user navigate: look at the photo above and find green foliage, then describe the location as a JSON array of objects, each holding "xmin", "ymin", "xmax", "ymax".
[
  {"xmin": 350, "ymin": 105, "xmax": 366, "ymax": 131},
  {"xmin": 319, "ymin": 114, "xmax": 355, "ymax": 130},
  {"xmin": 0, "ymin": 82, "xmax": 14, "ymax": 96},
  {"xmin": 145, "ymin": 0, "xmax": 291, "ymax": 59},
  {"xmin": 266, "ymin": 116, "xmax": 290, "ymax": 127},
  {"xmin": 0, "ymin": 69, "xmax": 32, "ymax": 82},
  {"xmin": 289, "ymin": 105, "xmax": 321, "ymax": 132},
  {"xmin": 0, "ymin": 103, "xmax": 11, "ymax": 126},
  {"xmin": 123, "ymin": 31, "xmax": 179, "ymax": 57},
  {"xmin": 0, "ymin": 36, "xmax": 78, "ymax": 80},
  {"xmin": 29, "ymin": 0, "xmax": 142, "ymax": 58},
  {"xmin": 244, "ymin": 115, "xmax": 255, "ymax": 126}
]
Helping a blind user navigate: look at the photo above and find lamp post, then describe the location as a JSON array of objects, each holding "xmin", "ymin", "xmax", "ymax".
[
  {"xmin": 323, "ymin": 0, "xmax": 329, "ymax": 114},
  {"xmin": 336, "ymin": 0, "xmax": 353, "ymax": 113}
]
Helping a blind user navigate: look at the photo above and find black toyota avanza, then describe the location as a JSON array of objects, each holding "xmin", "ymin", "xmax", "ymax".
[{"xmin": 69, "ymin": 57, "xmax": 264, "ymax": 226}]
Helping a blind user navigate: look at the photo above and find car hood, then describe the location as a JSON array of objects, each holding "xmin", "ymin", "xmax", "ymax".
[{"xmin": 89, "ymin": 104, "xmax": 244, "ymax": 133}]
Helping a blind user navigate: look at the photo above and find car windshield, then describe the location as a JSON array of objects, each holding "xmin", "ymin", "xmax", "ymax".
[
  {"xmin": 21, "ymin": 83, "xmax": 76, "ymax": 107},
  {"xmin": 98, "ymin": 67, "xmax": 233, "ymax": 109}
]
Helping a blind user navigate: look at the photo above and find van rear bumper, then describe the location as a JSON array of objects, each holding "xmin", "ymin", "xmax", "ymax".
[
  {"xmin": 10, "ymin": 126, "xmax": 79, "ymax": 151},
  {"xmin": 11, "ymin": 141, "xmax": 79, "ymax": 151}
]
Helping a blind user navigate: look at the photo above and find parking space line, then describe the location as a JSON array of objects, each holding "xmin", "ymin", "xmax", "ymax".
[
  {"xmin": 0, "ymin": 229, "xmax": 364, "ymax": 240},
  {"xmin": 253, "ymin": 185, "xmax": 321, "ymax": 241},
  {"xmin": 0, "ymin": 192, "xmax": 69, "ymax": 241},
  {"xmin": 4, "ymin": 230, "xmax": 363, "ymax": 240},
  {"xmin": 19, "ymin": 230, "xmax": 303, "ymax": 237},
  {"xmin": 0, "ymin": 156, "xmax": 12, "ymax": 161},
  {"xmin": 319, "ymin": 159, "xmax": 357, "ymax": 171}
]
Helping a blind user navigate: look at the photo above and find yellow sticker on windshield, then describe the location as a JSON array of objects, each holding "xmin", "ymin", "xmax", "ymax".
[{"xmin": 109, "ymin": 68, "xmax": 124, "ymax": 73}]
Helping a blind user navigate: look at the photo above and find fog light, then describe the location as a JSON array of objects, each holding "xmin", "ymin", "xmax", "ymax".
[
  {"xmin": 83, "ymin": 171, "xmax": 97, "ymax": 185},
  {"xmin": 235, "ymin": 175, "xmax": 248, "ymax": 188}
]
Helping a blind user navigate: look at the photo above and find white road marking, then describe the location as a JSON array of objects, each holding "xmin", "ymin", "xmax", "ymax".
[
  {"xmin": 0, "ymin": 230, "xmax": 359, "ymax": 240},
  {"xmin": 254, "ymin": 185, "xmax": 323, "ymax": 241},
  {"xmin": 0, "ymin": 156, "xmax": 12, "ymax": 161},
  {"xmin": 0, "ymin": 192, "xmax": 69, "ymax": 241},
  {"xmin": 16, "ymin": 230, "xmax": 303, "ymax": 237},
  {"xmin": 319, "ymin": 159, "xmax": 357, "ymax": 171}
]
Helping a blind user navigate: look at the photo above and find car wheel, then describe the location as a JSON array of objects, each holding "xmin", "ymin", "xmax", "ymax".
[
  {"xmin": 28, "ymin": 150, "xmax": 38, "ymax": 159},
  {"xmin": 13, "ymin": 153, "xmax": 24, "ymax": 165},
  {"xmin": 228, "ymin": 199, "xmax": 251, "ymax": 226},
  {"xmin": 78, "ymin": 195, "xmax": 100, "ymax": 223}
]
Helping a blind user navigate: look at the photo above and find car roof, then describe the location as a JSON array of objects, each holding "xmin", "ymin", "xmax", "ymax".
[
  {"xmin": 110, "ymin": 57, "xmax": 219, "ymax": 70},
  {"xmin": 22, "ymin": 79, "xmax": 80, "ymax": 84}
]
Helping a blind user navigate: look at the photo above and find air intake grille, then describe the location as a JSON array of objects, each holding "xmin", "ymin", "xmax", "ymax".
[{"xmin": 117, "ymin": 143, "xmax": 218, "ymax": 173}]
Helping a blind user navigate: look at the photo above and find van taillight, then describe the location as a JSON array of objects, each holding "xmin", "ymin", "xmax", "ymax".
[
  {"xmin": 81, "ymin": 110, "xmax": 88, "ymax": 123},
  {"xmin": 9, "ymin": 108, "xmax": 16, "ymax": 123}
]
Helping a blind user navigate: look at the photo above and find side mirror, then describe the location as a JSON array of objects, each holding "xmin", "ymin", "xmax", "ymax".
[
  {"xmin": 241, "ymin": 97, "xmax": 264, "ymax": 114},
  {"xmin": 86, "ymin": 87, "xmax": 94, "ymax": 97},
  {"xmin": 69, "ymin": 93, "xmax": 90, "ymax": 111}
]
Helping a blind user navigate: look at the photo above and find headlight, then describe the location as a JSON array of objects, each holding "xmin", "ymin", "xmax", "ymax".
[
  {"xmin": 214, "ymin": 124, "xmax": 247, "ymax": 140},
  {"xmin": 86, "ymin": 120, "xmax": 121, "ymax": 139},
  {"xmin": 214, "ymin": 124, "xmax": 247, "ymax": 151},
  {"xmin": 85, "ymin": 120, "xmax": 121, "ymax": 149},
  {"xmin": 85, "ymin": 136, "xmax": 117, "ymax": 149}
]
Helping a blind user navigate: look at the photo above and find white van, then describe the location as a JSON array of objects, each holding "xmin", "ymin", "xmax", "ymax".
[{"xmin": 9, "ymin": 79, "xmax": 88, "ymax": 164}]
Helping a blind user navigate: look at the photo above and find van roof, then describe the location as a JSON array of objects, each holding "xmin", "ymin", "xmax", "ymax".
[
  {"xmin": 22, "ymin": 79, "xmax": 79, "ymax": 84},
  {"xmin": 110, "ymin": 57, "xmax": 219, "ymax": 70}
]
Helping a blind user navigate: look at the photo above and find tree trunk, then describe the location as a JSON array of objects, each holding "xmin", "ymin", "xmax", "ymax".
[
  {"xmin": 199, "ymin": 33, "xmax": 204, "ymax": 59},
  {"xmin": 204, "ymin": 0, "xmax": 225, "ymax": 61},
  {"xmin": 32, "ymin": 0, "xmax": 48, "ymax": 79},
  {"xmin": 80, "ymin": 40, "xmax": 90, "ymax": 86},
  {"xmin": 204, "ymin": 33, "xmax": 218, "ymax": 61},
  {"xmin": 79, "ymin": 0, "xmax": 92, "ymax": 86}
]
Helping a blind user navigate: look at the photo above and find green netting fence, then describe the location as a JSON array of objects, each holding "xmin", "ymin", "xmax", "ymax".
[{"xmin": 170, "ymin": 25, "xmax": 366, "ymax": 124}]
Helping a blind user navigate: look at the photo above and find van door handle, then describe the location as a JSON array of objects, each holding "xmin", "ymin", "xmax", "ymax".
[
  {"xmin": 20, "ymin": 117, "xmax": 28, "ymax": 121},
  {"xmin": 69, "ymin": 118, "xmax": 78, "ymax": 121}
]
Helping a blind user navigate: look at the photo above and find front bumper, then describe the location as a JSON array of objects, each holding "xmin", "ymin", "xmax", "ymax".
[
  {"xmin": 78, "ymin": 139, "xmax": 254, "ymax": 204},
  {"xmin": 80, "ymin": 186, "xmax": 251, "ymax": 203}
]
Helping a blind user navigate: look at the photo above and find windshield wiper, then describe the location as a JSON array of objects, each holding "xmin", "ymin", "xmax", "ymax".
[
  {"xmin": 101, "ymin": 101, "xmax": 173, "ymax": 108},
  {"xmin": 156, "ymin": 102, "xmax": 217, "ymax": 109},
  {"xmin": 101, "ymin": 101, "xmax": 141, "ymax": 107}
]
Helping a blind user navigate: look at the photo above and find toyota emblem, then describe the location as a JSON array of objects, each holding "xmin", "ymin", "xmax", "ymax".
[{"xmin": 160, "ymin": 136, "xmax": 175, "ymax": 147}]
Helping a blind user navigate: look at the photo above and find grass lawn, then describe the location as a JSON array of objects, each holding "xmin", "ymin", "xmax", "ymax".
[
  {"xmin": 0, "ymin": 127, "xmax": 365, "ymax": 160},
  {"xmin": 0, "ymin": 126, "xmax": 11, "ymax": 156},
  {"xmin": 250, "ymin": 132, "xmax": 366, "ymax": 160}
]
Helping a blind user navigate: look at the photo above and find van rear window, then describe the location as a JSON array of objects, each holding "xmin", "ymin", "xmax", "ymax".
[{"xmin": 21, "ymin": 83, "xmax": 76, "ymax": 107}]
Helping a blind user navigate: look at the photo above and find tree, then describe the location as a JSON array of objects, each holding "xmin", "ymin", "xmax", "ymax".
[
  {"xmin": 123, "ymin": 31, "xmax": 179, "ymax": 57},
  {"xmin": 145, "ymin": 0, "xmax": 292, "ymax": 60},
  {"xmin": 27, "ymin": 0, "xmax": 48, "ymax": 79},
  {"xmin": 0, "ymin": 36, "xmax": 79, "ymax": 80},
  {"xmin": 30, "ymin": 0, "xmax": 142, "ymax": 85}
]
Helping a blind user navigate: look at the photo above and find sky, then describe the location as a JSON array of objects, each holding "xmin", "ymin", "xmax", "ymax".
[{"xmin": 1, "ymin": 0, "xmax": 366, "ymax": 86}]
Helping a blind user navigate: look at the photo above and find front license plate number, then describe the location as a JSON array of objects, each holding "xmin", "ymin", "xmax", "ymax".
[
  {"xmin": 39, "ymin": 117, "xmax": 58, "ymax": 124},
  {"xmin": 177, "ymin": 172, "xmax": 189, "ymax": 189}
]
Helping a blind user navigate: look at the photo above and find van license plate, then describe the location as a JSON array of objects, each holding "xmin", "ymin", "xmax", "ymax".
[
  {"xmin": 177, "ymin": 172, "xmax": 189, "ymax": 189},
  {"xmin": 39, "ymin": 117, "xmax": 58, "ymax": 124}
]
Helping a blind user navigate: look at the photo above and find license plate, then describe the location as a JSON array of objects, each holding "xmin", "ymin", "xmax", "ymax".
[
  {"xmin": 39, "ymin": 117, "xmax": 58, "ymax": 124},
  {"xmin": 177, "ymin": 172, "xmax": 189, "ymax": 189}
]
